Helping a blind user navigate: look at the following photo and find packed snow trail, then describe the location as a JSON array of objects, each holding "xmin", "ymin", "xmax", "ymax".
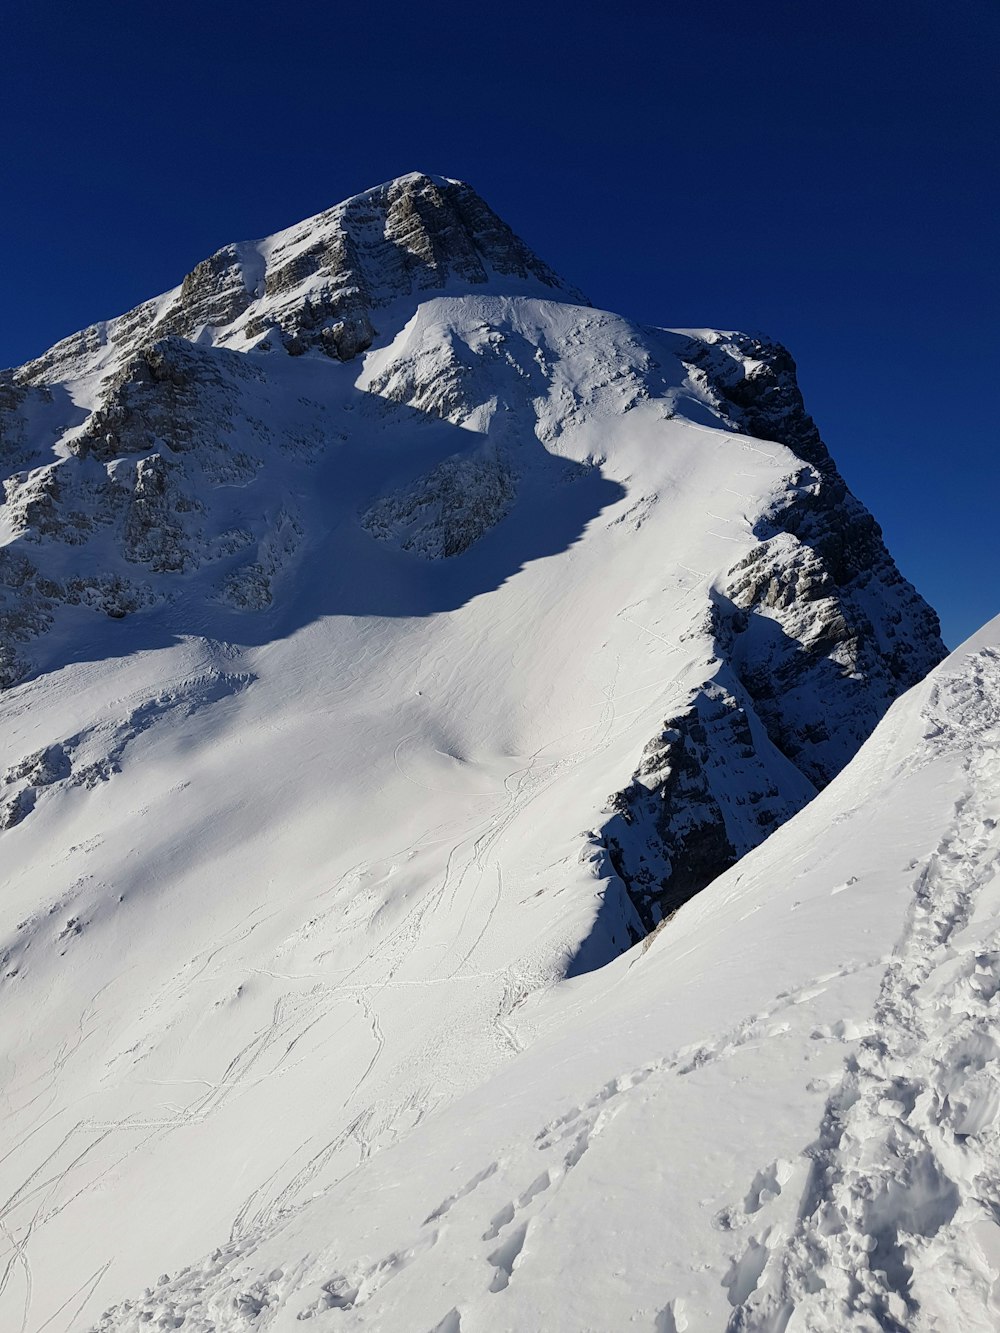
[{"xmin": 732, "ymin": 644, "xmax": 1000, "ymax": 1332}]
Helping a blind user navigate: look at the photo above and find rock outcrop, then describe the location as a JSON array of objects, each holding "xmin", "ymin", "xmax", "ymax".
[
  {"xmin": 17, "ymin": 173, "xmax": 581, "ymax": 385},
  {"xmin": 602, "ymin": 332, "xmax": 945, "ymax": 924}
]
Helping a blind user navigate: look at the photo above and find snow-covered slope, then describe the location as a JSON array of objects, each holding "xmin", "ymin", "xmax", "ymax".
[
  {"xmin": 91, "ymin": 619, "xmax": 1000, "ymax": 1333},
  {"xmin": 0, "ymin": 173, "xmax": 947, "ymax": 1329}
]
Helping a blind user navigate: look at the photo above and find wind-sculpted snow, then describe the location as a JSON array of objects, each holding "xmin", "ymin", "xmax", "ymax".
[
  {"xmin": 0, "ymin": 174, "xmax": 951, "ymax": 1329},
  {"xmin": 0, "ymin": 670, "xmax": 254, "ymax": 833}
]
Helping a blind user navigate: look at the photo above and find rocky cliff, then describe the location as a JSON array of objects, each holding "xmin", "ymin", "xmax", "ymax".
[{"xmin": 602, "ymin": 331, "xmax": 944, "ymax": 924}]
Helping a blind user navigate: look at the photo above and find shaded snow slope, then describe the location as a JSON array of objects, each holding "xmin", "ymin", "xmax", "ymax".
[
  {"xmin": 0, "ymin": 175, "xmax": 946, "ymax": 1329},
  {"xmin": 93, "ymin": 620, "xmax": 1000, "ymax": 1333}
]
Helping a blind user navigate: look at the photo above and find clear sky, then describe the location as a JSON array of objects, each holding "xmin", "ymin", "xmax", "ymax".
[{"xmin": 3, "ymin": 0, "xmax": 996, "ymax": 646}]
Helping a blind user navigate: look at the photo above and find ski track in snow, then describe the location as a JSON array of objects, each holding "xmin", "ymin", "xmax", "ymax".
[
  {"xmin": 83, "ymin": 953, "xmax": 891, "ymax": 1332},
  {"xmin": 81, "ymin": 646, "xmax": 1000, "ymax": 1333},
  {"xmin": 0, "ymin": 633, "xmax": 655, "ymax": 1328},
  {"xmin": 1, "ymin": 562, "xmax": 951, "ymax": 1328}
]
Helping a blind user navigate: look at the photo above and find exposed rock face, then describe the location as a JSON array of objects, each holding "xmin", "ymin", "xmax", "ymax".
[
  {"xmin": 0, "ymin": 544, "xmax": 150, "ymax": 689},
  {"xmin": 681, "ymin": 331, "xmax": 833, "ymax": 471},
  {"xmin": 0, "ymin": 335, "xmax": 324, "ymax": 685},
  {"xmin": 17, "ymin": 173, "xmax": 581, "ymax": 384},
  {"xmin": 710, "ymin": 337, "xmax": 943, "ymax": 784},
  {"xmin": 1, "ymin": 374, "xmax": 48, "ymax": 470},
  {"xmin": 604, "ymin": 679, "xmax": 795, "ymax": 920},
  {"xmin": 362, "ymin": 449, "xmax": 518, "ymax": 559},
  {"xmin": 602, "ymin": 333, "xmax": 945, "ymax": 925}
]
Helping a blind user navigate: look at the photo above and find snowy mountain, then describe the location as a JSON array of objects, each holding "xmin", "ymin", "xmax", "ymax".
[
  {"xmin": 0, "ymin": 172, "xmax": 950, "ymax": 1330},
  {"xmin": 91, "ymin": 616, "xmax": 1000, "ymax": 1333}
]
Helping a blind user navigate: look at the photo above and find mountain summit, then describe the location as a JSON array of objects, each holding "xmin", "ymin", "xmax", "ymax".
[
  {"xmin": 0, "ymin": 175, "xmax": 951, "ymax": 1329},
  {"xmin": 18, "ymin": 172, "xmax": 581, "ymax": 383}
]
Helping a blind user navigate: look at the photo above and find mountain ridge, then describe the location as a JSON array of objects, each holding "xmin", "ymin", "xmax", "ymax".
[
  {"xmin": 12, "ymin": 172, "xmax": 583, "ymax": 387},
  {"xmin": 0, "ymin": 174, "xmax": 953, "ymax": 1329}
]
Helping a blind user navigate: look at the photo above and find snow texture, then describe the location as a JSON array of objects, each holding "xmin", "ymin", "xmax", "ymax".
[{"xmin": 0, "ymin": 172, "xmax": 963, "ymax": 1331}]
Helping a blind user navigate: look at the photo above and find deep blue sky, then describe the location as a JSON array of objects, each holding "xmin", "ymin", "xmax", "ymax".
[{"xmin": 3, "ymin": 1, "xmax": 996, "ymax": 646}]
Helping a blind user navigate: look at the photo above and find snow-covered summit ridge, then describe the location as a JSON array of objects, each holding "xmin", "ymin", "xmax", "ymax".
[{"xmin": 15, "ymin": 172, "xmax": 582, "ymax": 383}]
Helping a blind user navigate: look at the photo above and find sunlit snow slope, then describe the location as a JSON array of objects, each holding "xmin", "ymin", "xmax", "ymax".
[
  {"xmin": 0, "ymin": 173, "xmax": 946, "ymax": 1330},
  {"xmin": 93, "ymin": 620, "xmax": 1000, "ymax": 1333}
]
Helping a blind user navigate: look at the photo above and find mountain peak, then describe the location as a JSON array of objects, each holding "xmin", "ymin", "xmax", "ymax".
[
  {"xmin": 19, "ymin": 173, "xmax": 584, "ymax": 384},
  {"xmin": 0, "ymin": 167, "xmax": 957, "ymax": 1330}
]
